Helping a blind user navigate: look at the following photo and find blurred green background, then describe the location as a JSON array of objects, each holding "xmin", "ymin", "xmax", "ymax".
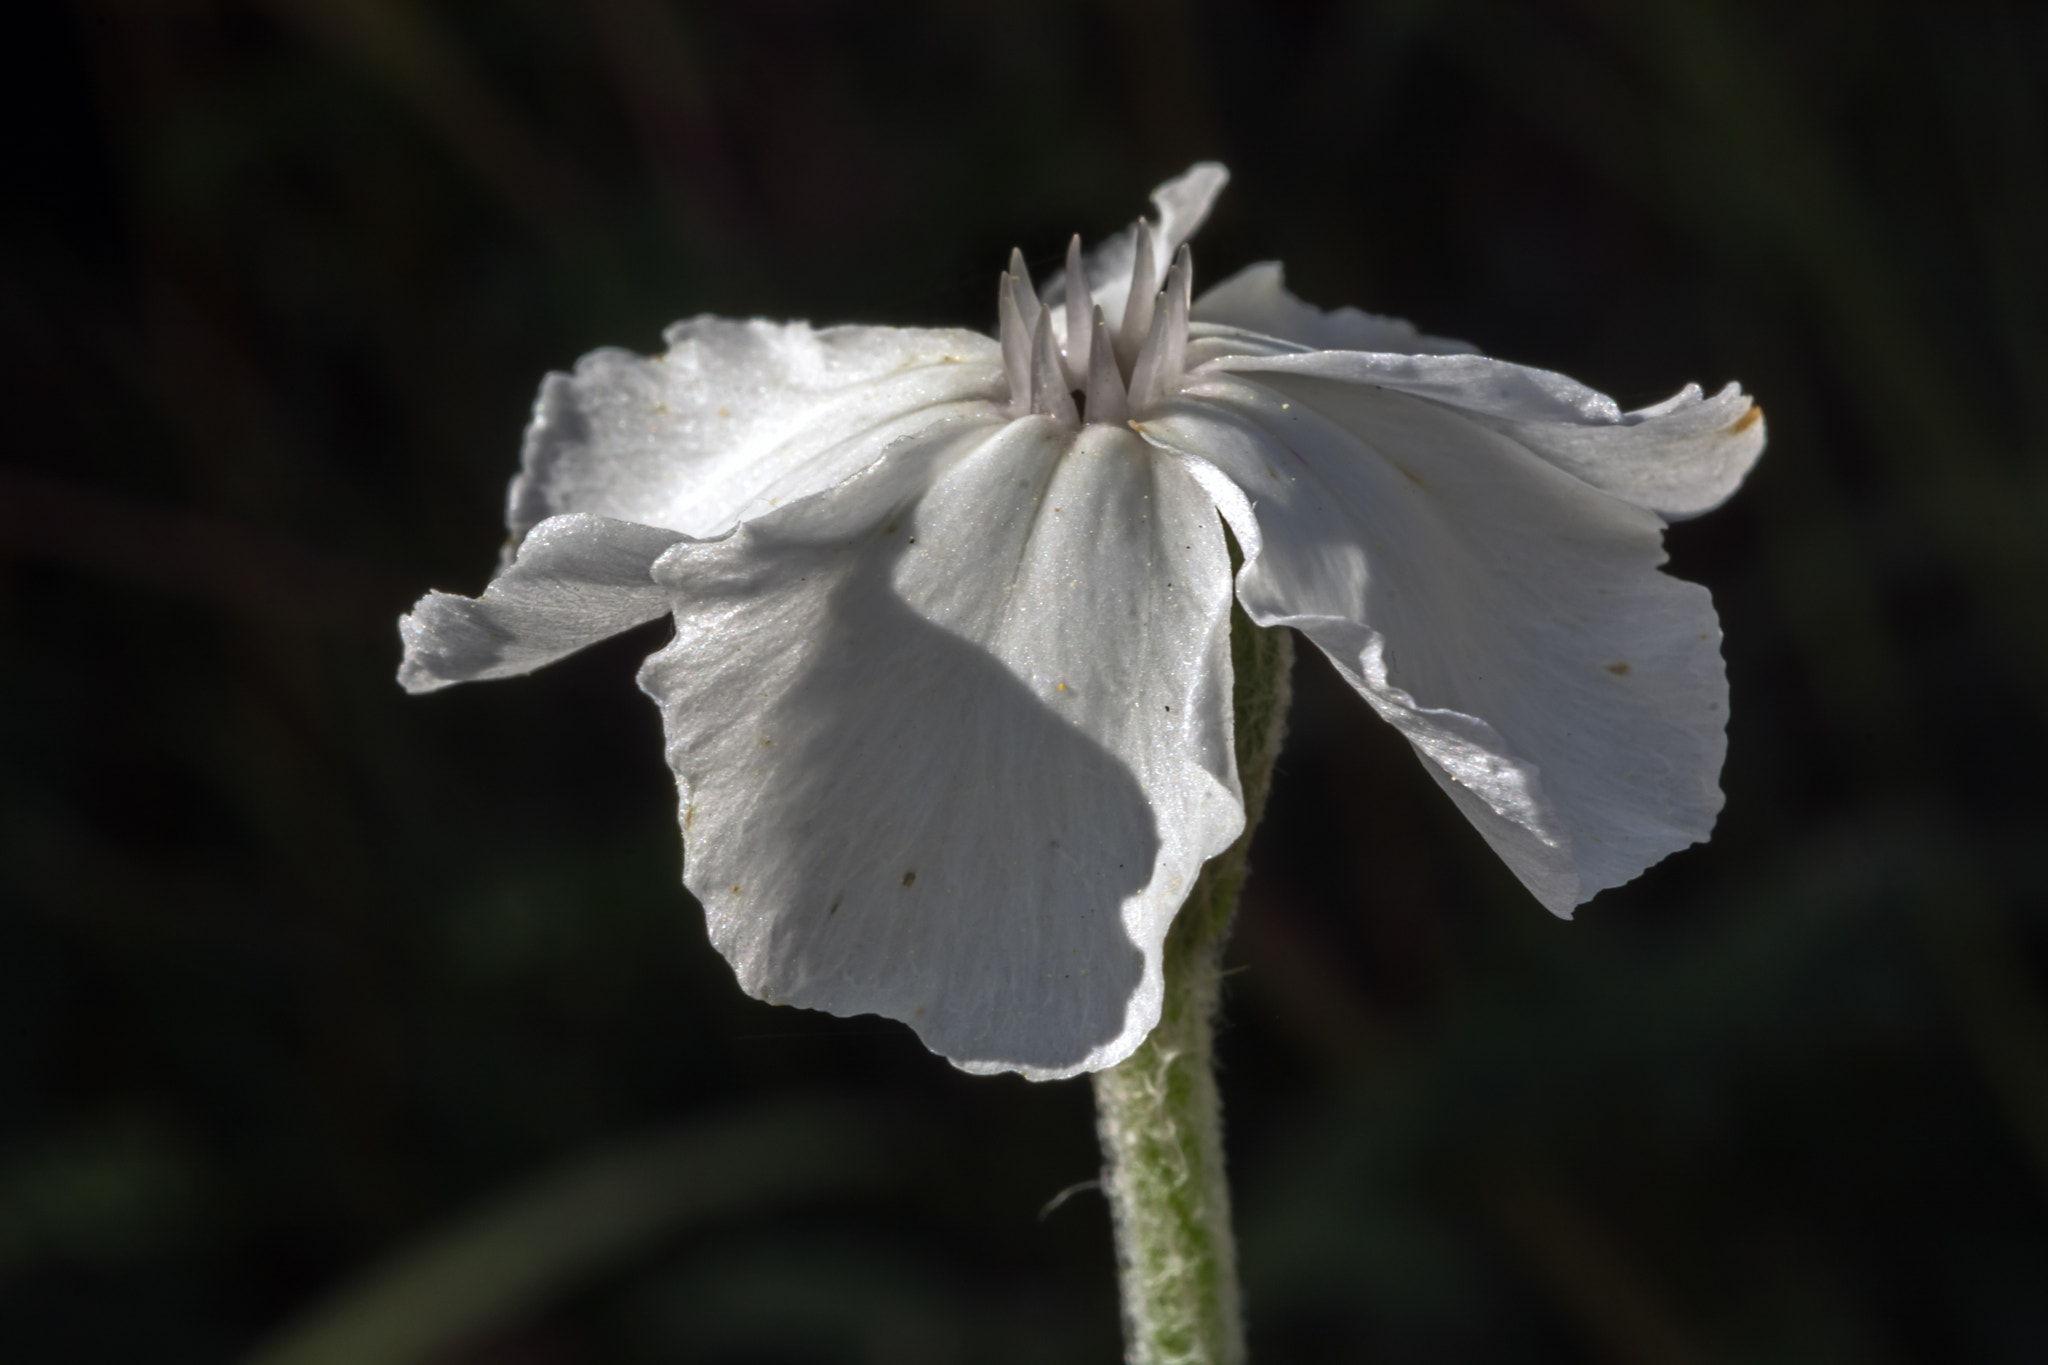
[{"xmin": 5, "ymin": 0, "xmax": 2046, "ymax": 1360}]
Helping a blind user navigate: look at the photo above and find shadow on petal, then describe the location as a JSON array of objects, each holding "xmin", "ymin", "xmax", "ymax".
[{"xmin": 644, "ymin": 486, "xmax": 1157, "ymax": 1077}]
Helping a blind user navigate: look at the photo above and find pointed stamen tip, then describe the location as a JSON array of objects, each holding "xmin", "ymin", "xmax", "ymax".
[
  {"xmin": 1029, "ymin": 306, "xmax": 1078, "ymax": 424},
  {"xmin": 1084, "ymin": 303, "xmax": 1130, "ymax": 427},
  {"xmin": 1167, "ymin": 245, "xmax": 1194, "ymax": 308}
]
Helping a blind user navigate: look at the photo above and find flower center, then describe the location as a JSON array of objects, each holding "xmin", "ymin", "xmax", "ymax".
[{"xmin": 996, "ymin": 225, "xmax": 1193, "ymax": 429}]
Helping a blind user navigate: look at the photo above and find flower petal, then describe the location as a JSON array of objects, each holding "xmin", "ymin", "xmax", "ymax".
[
  {"xmin": 1047, "ymin": 163, "xmax": 1230, "ymax": 336},
  {"xmin": 638, "ymin": 416, "xmax": 1242, "ymax": 1077},
  {"xmin": 398, "ymin": 513, "xmax": 686, "ymax": 693},
  {"xmin": 1141, "ymin": 371, "xmax": 1733, "ymax": 914},
  {"xmin": 509, "ymin": 320, "xmax": 1005, "ymax": 541},
  {"xmin": 1203, "ymin": 349, "xmax": 1764, "ymax": 519},
  {"xmin": 1191, "ymin": 262, "xmax": 1479, "ymax": 357}
]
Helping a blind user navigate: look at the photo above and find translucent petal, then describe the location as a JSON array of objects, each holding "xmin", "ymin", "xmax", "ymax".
[
  {"xmin": 1191, "ymin": 261, "xmax": 1479, "ymax": 357},
  {"xmin": 1199, "ymin": 348, "xmax": 1765, "ymax": 520},
  {"xmin": 509, "ymin": 320, "xmax": 1005, "ymax": 541},
  {"xmin": 638, "ymin": 417, "xmax": 1242, "ymax": 1077},
  {"xmin": 1499, "ymin": 381, "xmax": 1765, "ymax": 520},
  {"xmin": 1046, "ymin": 163, "xmax": 1230, "ymax": 336},
  {"xmin": 1140, "ymin": 373, "xmax": 1733, "ymax": 913},
  {"xmin": 398, "ymin": 514, "xmax": 685, "ymax": 693}
]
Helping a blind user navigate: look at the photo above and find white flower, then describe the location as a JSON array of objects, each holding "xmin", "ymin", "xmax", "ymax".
[{"xmin": 399, "ymin": 164, "xmax": 1764, "ymax": 1080}]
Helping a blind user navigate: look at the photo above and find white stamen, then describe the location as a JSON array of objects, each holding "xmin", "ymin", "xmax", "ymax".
[
  {"xmin": 1062, "ymin": 235, "xmax": 1092, "ymax": 390},
  {"xmin": 1000, "ymin": 232, "xmax": 1189, "ymax": 423},
  {"xmin": 1006, "ymin": 248, "xmax": 1042, "ymax": 332},
  {"xmin": 1117, "ymin": 222, "xmax": 1161, "ymax": 375},
  {"xmin": 1085, "ymin": 305, "xmax": 1129, "ymax": 427},
  {"xmin": 998, "ymin": 272, "xmax": 1033, "ymax": 416},
  {"xmin": 1128, "ymin": 249, "xmax": 1192, "ymax": 415},
  {"xmin": 1030, "ymin": 308, "xmax": 1078, "ymax": 425},
  {"xmin": 999, "ymin": 250, "xmax": 1044, "ymax": 416}
]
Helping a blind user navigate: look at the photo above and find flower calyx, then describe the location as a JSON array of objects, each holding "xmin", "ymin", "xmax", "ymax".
[{"xmin": 999, "ymin": 225, "xmax": 1194, "ymax": 428}]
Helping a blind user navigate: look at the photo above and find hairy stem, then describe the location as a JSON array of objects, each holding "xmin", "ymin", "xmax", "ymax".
[{"xmin": 1091, "ymin": 606, "xmax": 1293, "ymax": 1365}]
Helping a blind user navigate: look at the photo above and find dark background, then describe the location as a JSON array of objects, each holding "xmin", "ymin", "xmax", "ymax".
[{"xmin": 5, "ymin": 0, "xmax": 2047, "ymax": 1361}]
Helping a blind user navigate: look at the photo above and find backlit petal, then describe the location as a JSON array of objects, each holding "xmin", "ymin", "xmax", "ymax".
[
  {"xmin": 509, "ymin": 320, "xmax": 1005, "ymax": 541},
  {"xmin": 398, "ymin": 514, "xmax": 686, "ymax": 693},
  {"xmin": 1141, "ymin": 371, "xmax": 1732, "ymax": 913},
  {"xmin": 639, "ymin": 416, "xmax": 1241, "ymax": 1077},
  {"xmin": 1205, "ymin": 348, "xmax": 1764, "ymax": 519},
  {"xmin": 1191, "ymin": 261, "xmax": 1479, "ymax": 356},
  {"xmin": 1047, "ymin": 164, "xmax": 1229, "ymax": 337}
]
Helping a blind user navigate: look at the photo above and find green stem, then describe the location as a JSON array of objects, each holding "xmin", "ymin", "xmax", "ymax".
[{"xmin": 1091, "ymin": 607, "xmax": 1293, "ymax": 1365}]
